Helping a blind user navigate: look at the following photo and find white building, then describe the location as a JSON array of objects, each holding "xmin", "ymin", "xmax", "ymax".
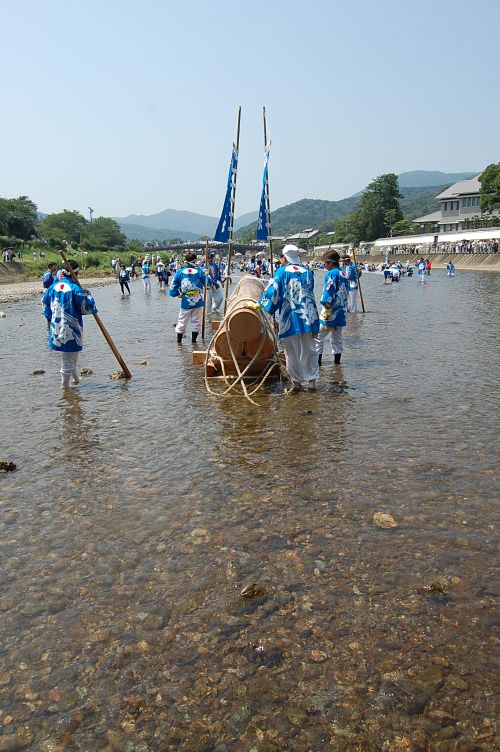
[{"xmin": 413, "ymin": 175, "xmax": 499, "ymax": 233}]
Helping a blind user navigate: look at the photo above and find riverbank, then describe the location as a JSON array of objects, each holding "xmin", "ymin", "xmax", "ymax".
[{"xmin": 0, "ymin": 275, "xmax": 116, "ymax": 304}]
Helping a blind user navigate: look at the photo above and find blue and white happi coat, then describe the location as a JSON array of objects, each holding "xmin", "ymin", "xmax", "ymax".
[
  {"xmin": 206, "ymin": 260, "xmax": 222, "ymax": 289},
  {"xmin": 344, "ymin": 261, "xmax": 361, "ymax": 290},
  {"xmin": 169, "ymin": 264, "xmax": 212, "ymax": 309},
  {"xmin": 42, "ymin": 274, "xmax": 98, "ymax": 352},
  {"xmin": 320, "ymin": 268, "xmax": 349, "ymax": 327},
  {"xmin": 259, "ymin": 263, "xmax": 319, "ymax": 339}
]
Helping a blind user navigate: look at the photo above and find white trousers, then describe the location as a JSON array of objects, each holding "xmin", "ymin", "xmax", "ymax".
[
  {"xmin": 175, "ymin": 307, "xmax": 204, "ymax": 334},
  {"xmin": 60, "ymin": 351, "xmax": 79, "ymax": 387},
  {"xmin": 347, "ymin": 288, "xmax": 359, "ymax": 313},
  {"xmin": 281, "ymin": 333, "xmax": 319, "ymax": 384},
  {"xmin": 315, "ymin": 325, "xmax": 344, "ymax": 355},
  {"xmin": 143, "ymin": 277, "xmax": 151, "ymax": 293}
]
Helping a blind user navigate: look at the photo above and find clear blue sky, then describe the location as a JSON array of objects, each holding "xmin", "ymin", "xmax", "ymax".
[{"xmin": 2, "ymin": 0, "xmax": 499, "ymax": 220}]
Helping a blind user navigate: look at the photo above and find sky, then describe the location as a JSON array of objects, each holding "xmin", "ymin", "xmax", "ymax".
[{"xmin": 1, "ymin": 0, "xmax": 499, "ymax": 221}]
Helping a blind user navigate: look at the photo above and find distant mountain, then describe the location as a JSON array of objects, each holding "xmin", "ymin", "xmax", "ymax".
[
  {"xmin": 397, "ymin": 170, "xmax": 477, "ymax": 187},
  {"xmin": 114, "ymin": 209, "xmax": 218, "ymax": 236},
  {"xmin": 234, "ymin": 211, "xmax": 258, "ymax": 230},
  {"xmin": 119, "ymin": 223, "xmax": 202, "ymax": 243}
]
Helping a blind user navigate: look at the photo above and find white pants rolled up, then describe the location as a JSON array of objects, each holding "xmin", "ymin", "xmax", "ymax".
[
  {"xmin": 175, "ymin": 306, "xmax": 204, "ymax": 334},
  {"xmin": 281, "ymin": 333, "xmax": 319, "ymax": 384},
  {"xmin": 60, "ymin": 351, "xmax": 79, "ymax": 387},
  {"xmin": 315, "ymin": 325, "xmax": 344, "ymax": 355}
]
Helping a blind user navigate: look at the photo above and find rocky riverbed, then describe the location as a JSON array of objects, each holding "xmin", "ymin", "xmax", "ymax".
[{"xmin": 0, "ymin": 271, "xmax": 498, "ymax": 751}]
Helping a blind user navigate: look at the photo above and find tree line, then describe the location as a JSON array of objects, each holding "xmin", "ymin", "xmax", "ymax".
[{"xmin": 0, "ymin": 199, "xmax": 128, "ymax": 253}]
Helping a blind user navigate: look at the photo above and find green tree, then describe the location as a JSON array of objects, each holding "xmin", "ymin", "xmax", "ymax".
[
  {"xmin": 391, "ymin": 219, "xmax": 417, "ymax": 236},
  {"xmin": 0, "ymin": 196, "xmax": 39, "ymax": 240},
  {"xmin": 126, "ymin": 238, "xmax": 144, "ymax": 256},
  {"xmin": 38, "ymin": 210, "xmax": 88, "ymax": 245},
  {"xmin": 356, "ymin": 174, "xmax": 403, "ymax": 241},
  {"xmin": 479, "ymin": 163, "xmax": 500, "ymax": 213},
  {"xmin": 84, "ymin": 217, "xmax": 126, "ymax": 251}
]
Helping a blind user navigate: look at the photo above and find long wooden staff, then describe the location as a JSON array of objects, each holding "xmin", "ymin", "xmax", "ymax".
[
  {"xmin": 202, "ymin": 237, "xmax": 209, "ymax": 338},
  {"xmin": 60, "ymin": 249, "xmax": 132, "ymax": 378},
  {"xmin": 351, "ymin": 245, "xmax": 366, "ymax": 313}
]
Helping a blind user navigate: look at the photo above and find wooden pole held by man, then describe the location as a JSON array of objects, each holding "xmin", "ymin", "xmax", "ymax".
[
  {"xmin": 202, "ymin": 237, "xmax": 209, "ymax": 338},
  {"xmin": 60, "ymin": 248, "xmax": 132, "ymax": 378}
]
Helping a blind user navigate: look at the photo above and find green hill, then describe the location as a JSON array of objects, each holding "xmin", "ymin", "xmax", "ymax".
[
  {"xmin": 235, "ymin": 184, "xmax": 447, "ymax": 239},
  {"xmin": 119, "ymin": 223, "xmax": 202, "ymax": 243}
]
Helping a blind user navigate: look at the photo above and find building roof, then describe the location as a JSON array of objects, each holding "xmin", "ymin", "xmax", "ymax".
[
  {"xmin": 435, "ymin": 175, "xmax": 481, "ymax": 200},
  {"xmin": 286, "ymin": 229, "xmax": 319, "ymax": 240},
  {"xmin": 413, "ymin": 210, "xmax": 441, "ymax": 224}
]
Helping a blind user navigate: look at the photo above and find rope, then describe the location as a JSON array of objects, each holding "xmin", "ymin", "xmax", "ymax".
[{"xmin": 202, "ymin": 296, "xmax": 290, "ymax": 406}]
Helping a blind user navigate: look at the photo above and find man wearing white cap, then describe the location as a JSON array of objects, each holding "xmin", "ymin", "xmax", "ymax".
[{"xmin": 259, "ymin": 244, "xmax": 319, "ymax": 391}]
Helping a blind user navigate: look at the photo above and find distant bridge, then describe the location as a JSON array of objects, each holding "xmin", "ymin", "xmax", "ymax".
[{"xmin": 143, "ymin": 241, "xmax": 267, "ymax": 254}]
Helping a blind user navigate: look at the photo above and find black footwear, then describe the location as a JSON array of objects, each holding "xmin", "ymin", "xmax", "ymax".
[
  {"xmin": 192, "ymin": 331, "xmax": 199, "ymax": 344},
  {"xmin": 177, "ymin": 333, "xmax": 183, "ymax": 344},
  {"xmin": 318, "ymin": 354, "xmax": 322, "ymax": 366},
  {"xmin": 334, "ymin": 353, "xmax": 341, "ymax": 365}
]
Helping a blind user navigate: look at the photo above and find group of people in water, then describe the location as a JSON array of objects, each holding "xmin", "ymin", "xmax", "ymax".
[
  {"xmin": 41, "ymin": 241, "xmax": 459, "ymax": 391},
  {"xmin": 40, "ymin": 245, "xmax": 363, "ymax": 391}
]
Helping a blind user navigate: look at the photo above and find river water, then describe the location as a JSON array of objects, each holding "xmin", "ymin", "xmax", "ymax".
[{"xmin": 0, "ymin": 270, "xmax": 498, "ymax": 752}]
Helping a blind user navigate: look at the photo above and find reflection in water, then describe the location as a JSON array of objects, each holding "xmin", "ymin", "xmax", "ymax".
[{"xmin": 0, "ymin": 271, "xmax": 498, "ymax": 749}]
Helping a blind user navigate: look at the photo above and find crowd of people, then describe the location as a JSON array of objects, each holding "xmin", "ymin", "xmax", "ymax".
[
  {"xmin": 368, "ymin": 236, "xmax": 499, "ymax": 256},
  {"xmin": 39, "ymin": 245, "xmax": 366, "ymax": 392}
]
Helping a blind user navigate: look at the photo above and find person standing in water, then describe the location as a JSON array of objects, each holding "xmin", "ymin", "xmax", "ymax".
[
  {"xmin": 118, "ymin": 264, "xmax": 131, "ymax": 295},
  {"xmin": 258, "ymin": 244, "xmax": 319, "ymax": 392},
  {"xmin": 42, "ymin": 260, "xmax": 97, "ymax": 388},
  {"xmin": 316, "ymin": 251, "xmax": 349, "ymax": 366},
  {"xmin": 169, "ymin": 251, "xmax": 212, "ymax": 344}
]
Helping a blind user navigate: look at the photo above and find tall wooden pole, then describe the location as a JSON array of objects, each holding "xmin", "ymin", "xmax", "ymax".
[
  {"xmin": 59, "ymin": 249, "xmax": 132, "ymax": 378},
  {"xmin": 224, "ymin": 106, "xmax": 241, "ymax": 314},
  {"xmin": 263, "ymin": 106, "xmax": 274, "ymax": 278},
  {"xmin": 202, "ymin": 237, "xmax": 209, "ymax": 338},
  {"xmin": 350, "ymin": 245, "xmax": 366, "ymax": 313}
]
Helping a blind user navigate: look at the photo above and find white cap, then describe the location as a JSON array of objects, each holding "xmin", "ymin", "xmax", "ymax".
[{"xmin": 282, "ymin": 244, "xmax": 300, "ymax": 264}]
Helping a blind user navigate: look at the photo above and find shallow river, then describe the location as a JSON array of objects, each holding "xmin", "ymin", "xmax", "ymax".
[{"xmin": 0, "ymin": 270, "xmax": 498, "ymax": 752}]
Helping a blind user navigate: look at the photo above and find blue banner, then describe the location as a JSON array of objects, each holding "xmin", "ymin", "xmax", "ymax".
[
  {"xmin": 214, "ymin": 145, "xmax": 238, "ymax": 243},
  {"xmin": 256, "ymin": 142, "xmax": 271, "ymax": 241}
]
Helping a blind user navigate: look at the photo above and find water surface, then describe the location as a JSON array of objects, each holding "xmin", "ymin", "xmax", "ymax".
[{"xmin": 0, "ymin": 270, "xmax": 498, "ymax": 751}]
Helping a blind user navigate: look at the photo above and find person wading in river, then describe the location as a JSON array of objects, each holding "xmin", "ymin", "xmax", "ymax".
[
  {"xmin": 42, "ymin": 259, "xmax": 97, "ymax": 388},
  {"xmin": 316, "ymin": 250, "xmax": 349, "ymax": 366},
  {"xmin": 258, "ymin": 244, "xmax": 319, "ymax": 392},
  {"xmin": 169, "ymin": 251, "xmax": 213, "ymax": 344}
]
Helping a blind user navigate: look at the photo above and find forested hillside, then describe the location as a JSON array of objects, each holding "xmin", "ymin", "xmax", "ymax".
[{"xmin": 235, "ymin": 185, "xmax": 444, "ymax": 239}]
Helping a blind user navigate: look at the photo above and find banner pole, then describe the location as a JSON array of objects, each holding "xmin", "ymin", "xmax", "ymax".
[
  {"xmin": 202, "ymin": 237, "xmax": 209, "ymax": 338},
  {"xmin": 224, "ymin": 106, "xmax": 241, "ymax": 314},
  {"xmin": 263, "ymin": 106, "xmax": 274, "ymax": 279}
]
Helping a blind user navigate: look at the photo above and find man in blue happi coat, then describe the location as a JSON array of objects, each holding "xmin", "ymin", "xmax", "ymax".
[
  {"xmin": 169, "ymin": 251, "xmax": 212, "ymax": 344},
  {"xmin": 316, "ymin": 251, "xmax": 349, "ymax": 366},
  {"xmin": 42, "ymin": 262, "xmax": 58, "ymax": 290},
  {"xmin": 42, "ymin": 259, "xmax": 98, "ymax": 388},
  {"xmin": 259, "ymin": 244, "xmax": 319, "ymax": 392}
]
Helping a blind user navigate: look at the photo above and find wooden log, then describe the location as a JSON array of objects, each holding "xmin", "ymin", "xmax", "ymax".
[
  {"xmin": 213, "ymin": 330, "xmax": 244, "ymax": 359},
  {"xmin": 244, "ymin": 334, "xmax": 275, "ymax": 359},
  {"xmin": 225, "ymin": 276, "xmax": 267, "ymax": 342}
]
